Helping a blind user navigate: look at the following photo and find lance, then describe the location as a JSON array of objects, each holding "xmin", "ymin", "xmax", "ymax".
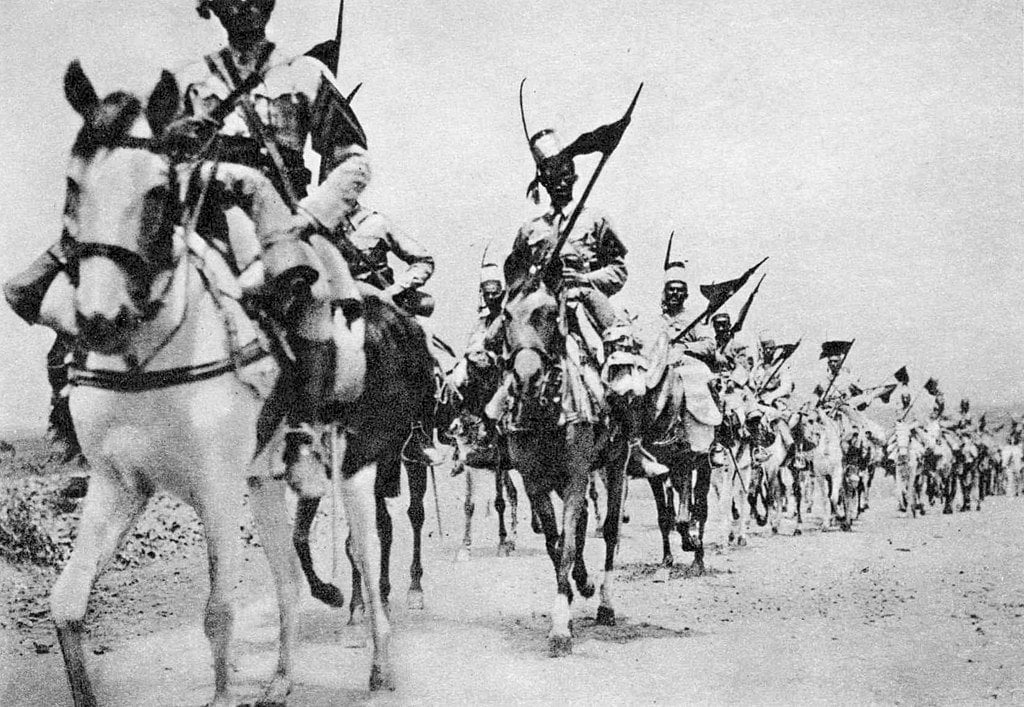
[
  {"xmin": 754, "ymin": 338, "xmax": 801, "ymax": 396},
  {"xmin": 727, "ymin": 273, "xmax": 766, "ymax": 342},
  {"xmin": 669, "ymin": 257, "xmax": 769, "ymax": 345},
  {"xmin": 523, "ymin": 83, "xmax": 644, "ymax": 289},
  {"xmin": 814, "ymin": 338, "xmax": 855, "ymax": 409},
  {"xmin": 550, "ymin": 84, "xmax": 642, "ymax": 265}
]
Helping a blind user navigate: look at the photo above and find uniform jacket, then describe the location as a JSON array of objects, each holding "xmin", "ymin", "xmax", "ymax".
[
  {"xmin": 504, "ymin": 204, "xmax": 627, "ymax": 296},
  {"xmin": 340, "ymin": 205, "xmax": 433, "ymax": 292}
]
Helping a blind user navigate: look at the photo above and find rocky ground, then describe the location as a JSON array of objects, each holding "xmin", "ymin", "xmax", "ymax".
[{"xmin": 2, "ymin": 462, "xmax": 1023, "ymax": 706}]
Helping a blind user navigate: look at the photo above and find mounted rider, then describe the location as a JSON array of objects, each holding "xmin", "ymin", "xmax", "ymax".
[
  {"xmin": 5, "ymin": 0, "xmax": 372, "ymax": 497},
  {"xmin": 497, "ymin": 125, "xmax": 666, "ymax": 477},
  {"xmin": 323, "ymin": 184, "xmax": 443, "ymax": 466},
  {"xmin": 814, "ymin": 340, "xmax": 862, "ymax": 423},
  {"xmin": 643, "ymin": 256, "xmax": 722, "ymax": 459}
]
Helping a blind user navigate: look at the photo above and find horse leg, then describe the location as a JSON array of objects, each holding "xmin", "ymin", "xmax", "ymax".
[
  {"xmin": 504, "ymin": 469, "xmax": 520, "ymax": 553},
  {"xmin": 248, "ymin": 476, "xmax": 304, "ymax": 704},
  {"xmin": 51, "ymin": 472, "xmax": 147, "ymax": 707},
  {"xmin": 691, "ymin": 455, "xmax": 712, "ymax": 572},
  {"xmin": 375, "ymin": 493, "xmax": 393, "ymax": 609},
  {"xmin": 292, "ymin": 497, "xmax": 345, "ymax": 607},
  {"xmin": 341, "ymin": 463, "xmax": 395, "ymax": 691},
  {"xmin": 457, "ymin": 467, "xmax": 475, "ymax": 562},
  {"xmin": 648, "ymin": 476, "xmax": 674, "ymax": 567},
  {"xmin": 495, "ymin": 468, "xmax": 516, "ymax": 555},
  {"xmin": 346, "ymin": 534, "xmax": 365, "ymax": 625},
  {"xmin": 406, "ymin": 460, "xmax": 427, "ymax": 610},
  {"xmin": 598, "ymin": 444, "xmax": 626, "ymax": 626},
  {"xmin": 550, "ymin": 426, "xmax": 593, "ymax": 656},
  {"xmin": 792, "ymin": 469, "xmax": 803, "ymax": 535},
  {"xmin": 589, "ymin": 470, "xmax": 606, "ymax": 537},
  {"xmin": 735, "ymin": 448, "xmax": 751, "ymax": 546},
  {"xmin": 571, "ymin": 496, "xmax": 595, "ymax": 600},
  {"xmin": 959, "ymin": 466, "xmax": 971, "ymax": 512},
  {"xmin": 942, "ymin": 469, "xmax": 955, "ymax": 514},
  {"xmin": 194, "ymin": 474, "xmax": 251, "ymax": 707}
]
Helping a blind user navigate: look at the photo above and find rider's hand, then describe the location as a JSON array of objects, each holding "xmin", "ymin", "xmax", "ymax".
[{"xmin": 561, "ymin": 267, "xmax": 587, "ymax": 286}]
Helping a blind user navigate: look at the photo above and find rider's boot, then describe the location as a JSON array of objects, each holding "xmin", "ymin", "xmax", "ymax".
[
  {"xmin": 46, "ymin": 337, "xmax": 82, "ymax": 464},
  {"xmin": 282, "ymin": 336, "xmax": 335, "ymax": 499},
  {"xmin": 402, "ymin": 423, "xmax": 446, "ymax": 467},
  {"xmin": 628, "ymin": 439, "xmax": 669, "ymax": 478}
]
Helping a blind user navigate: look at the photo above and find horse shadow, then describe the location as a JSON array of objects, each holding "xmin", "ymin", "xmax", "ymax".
[{"xmin": 499, "ymin": 609, "xmax": 700, "ymax": 654}]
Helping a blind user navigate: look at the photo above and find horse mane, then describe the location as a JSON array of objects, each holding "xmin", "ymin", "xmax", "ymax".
[{"xmin": 71, "ymin": 91, "xmax": 143, "ymax": 160}]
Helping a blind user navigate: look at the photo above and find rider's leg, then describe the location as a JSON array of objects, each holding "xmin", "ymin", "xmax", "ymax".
[
  {"xmin": 5, "ymin": 241, "xmax": 82, "ymax": 461},
  {"xmin": 575, "ymin": 288, "xmax": 665, "ymax": 476}
]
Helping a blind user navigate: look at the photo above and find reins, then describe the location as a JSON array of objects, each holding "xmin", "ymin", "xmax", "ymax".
[{"xmin": 70, "ymin": 139, "xmax": 272, "ymax": 392}]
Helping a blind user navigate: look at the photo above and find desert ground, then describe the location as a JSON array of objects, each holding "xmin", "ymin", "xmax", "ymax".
[{"xmin": 3, "ymin": 459, "xmax": 1023, "ymax": 706}]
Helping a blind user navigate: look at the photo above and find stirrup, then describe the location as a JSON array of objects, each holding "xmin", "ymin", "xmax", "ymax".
[
  {"xmin": 281, "ymin": 425, "xmax": 328, "ymax": 499},
  {"xmin": 709, "ymin": 443, "xmax": 728, "ymax": 467},
  {"xmin": 402, "ymin": 425, "xmax": 447, "ymax": 467}
]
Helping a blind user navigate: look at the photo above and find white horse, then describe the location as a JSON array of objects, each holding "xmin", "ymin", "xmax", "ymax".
[
  {"xmin": 999, "ymin": 419, "xmax": 1024, "ymax": 496},
  {"xmin": 793, "ymin": 408, "xmax": 849, "ymax": 530},
  {"xmin": 887, "ymin": 421, "xmax": 927, "ymax": 517},
  {"xmin": 47, "ymin": 64, "xmax": 398, "ymax": 705}
]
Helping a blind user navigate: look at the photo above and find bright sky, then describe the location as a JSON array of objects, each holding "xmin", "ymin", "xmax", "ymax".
[{"xmin": 0, "ymin": 1, "xmax": 1021, "ymax": 432}]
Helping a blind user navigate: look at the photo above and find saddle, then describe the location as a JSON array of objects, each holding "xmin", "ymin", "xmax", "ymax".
[{"xmin": 646, "ymin": 353, "xmax": 722, "ymax": 452}]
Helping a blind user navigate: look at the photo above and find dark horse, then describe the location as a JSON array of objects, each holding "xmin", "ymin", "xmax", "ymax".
[
  {"xmin": 290, "ymin": 295, "xmax": 435, "ymax": 622},
  {"xmin": 501, "ymin": 280, "xmax": 627, "ymax": 656},
  {"xmin": 441, "ymin": 350, "xmax": 520, "ymax": 559},
  {"xmin": 641, "ymin": 358, "xmax": 721, "ymax": 573}
]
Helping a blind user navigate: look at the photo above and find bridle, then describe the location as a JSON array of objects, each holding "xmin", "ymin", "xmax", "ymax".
[{"xmin": 68, "ymin": 131, "xmax": 225, "ymax": 373}]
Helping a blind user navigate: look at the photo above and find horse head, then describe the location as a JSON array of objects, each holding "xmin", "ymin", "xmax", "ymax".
[
  {"xmin": 503, "ymin": 279, "xmax": 563, "ymax": 428},
  {"xmin": 61, "ymin": 62, "xmax": 191, "ymax": 354},
  {"xmin": 62, "ymin": 62, "xmax": 290, "ymax": 357}
]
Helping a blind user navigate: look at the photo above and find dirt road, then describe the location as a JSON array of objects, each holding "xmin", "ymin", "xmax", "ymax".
[{"xmin": 3, "ymin": 473, "xmax": 1023, "ymax": 705}]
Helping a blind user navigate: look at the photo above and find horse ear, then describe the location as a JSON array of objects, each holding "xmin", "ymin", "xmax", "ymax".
[
  {"xmin": 146, "ymin": 70, "xmax": 180, "ymax": 137},
  {"xmin": 64, "ymin": 60, "xmax": 98, "ymax": 117}
]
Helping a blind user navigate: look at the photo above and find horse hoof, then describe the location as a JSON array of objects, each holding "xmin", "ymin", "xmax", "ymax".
[
  {"xmin": 943, "ymin": 507, "xmax": 953, "ymax": 515},
  {"xmin": 549, "ymin": 634, "xmax": 573, "ymax": 657},
  {"xmin": 771, "ymin": 526, "xmax": 778, "ymax": 535},
  {"xmin": 407, "ymin": 589, "xmax": 425, "ymax": 611},
  {"xmin": 793, "ymin": 528, "xmax": 802, "ymax": 536},
  {"xmin": 622, "ymin": 513, "xmax": 631, "ymax": 524},
  {"xmin": 576, "ymin": 578, "xmax": 596, "ymax": 600},
  {"xmin": 311, "ymin": 583, "xmax": 345, "ymax": 609},
  {"xmin": 595, "ymin": 605, "xmax": 617, "ymax": 626},
  {"xmin": 662, "ymin": 555, "xmax": 674, "ymax": 568},
  {"xmin": 737, "ymin": 536, "xmax": 748, "ymax": 547},
  {"xmin": 255, "ymin": 676, "xmax": 292, "ymax": 706},
  {"xmin": 497, "ymin": 541, "xmax": 516, "ymax": 556},
  {"xmin": 690, "ymin": 560, "xmax": 706, "ymax": 576},
  {"xmin": 728, "ymin": 531, "xmax": 735, "ymax": 544},
  {"xmin": 455, "ymin": 547, "xmax": 471, "ymax": 562},
  {"xmin": 369, "ymin": 663, "xmax": 396, "ymax": 692}
]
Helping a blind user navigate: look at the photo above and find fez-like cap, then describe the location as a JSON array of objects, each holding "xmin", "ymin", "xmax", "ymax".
[
  {"xmin": 480, "ymin": 263, "xmax": 503, "ymax": 286},
  {"xmin": 529, "ymin": 129, "xmax": 564, "ymax": 165},
  {"xmin": 663, "ymin": 261, "xmax": 687, "ymax": 285}
]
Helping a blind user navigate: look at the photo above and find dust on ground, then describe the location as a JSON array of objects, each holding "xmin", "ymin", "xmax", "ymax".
[{"xmin": 3, "ymin": 462, "xmax": 1023, "ymax": 706}]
